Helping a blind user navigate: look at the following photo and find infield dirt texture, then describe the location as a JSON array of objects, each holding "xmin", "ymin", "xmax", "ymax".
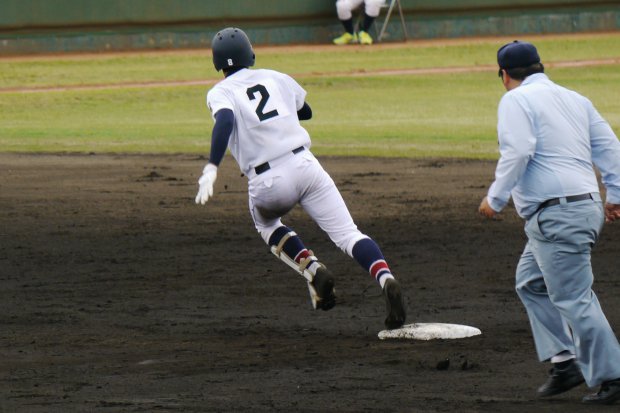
[{"xmin": 2, "ymin": 153, "xmax": 620, "ymax": 412}]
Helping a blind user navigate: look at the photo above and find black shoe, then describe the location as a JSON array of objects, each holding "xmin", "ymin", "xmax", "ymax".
[
  {"xmin": 312, "ymin": 267, "xmax": 336, "ymax": 311},
  {"xmin": 383, "ymin": 278, "xmax": 406, "ymax": 329},
  {"xmin": 537, "ymin": 360, "xmax": 585, "ymax": 397},
  {"xmin": 583, "ymin": 378, "xmax": 620, "ymax": 405}
]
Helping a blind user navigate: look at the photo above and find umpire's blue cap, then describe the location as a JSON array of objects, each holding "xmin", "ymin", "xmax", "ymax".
[{"xmin": 497, "ymin": 40, "xmax": 540, "ymax": 69}]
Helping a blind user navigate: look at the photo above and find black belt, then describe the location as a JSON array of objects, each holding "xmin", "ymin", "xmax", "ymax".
[
  {"xmin": 536, "ymin": 193, "xmax": 593, "ymax": 213},
  {"xmin": 254, "ymin": 146, "xmax": 305, "ymax": 175}
]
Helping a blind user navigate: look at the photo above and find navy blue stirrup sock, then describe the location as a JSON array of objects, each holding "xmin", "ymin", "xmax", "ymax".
[
  {"xmin": 341, "ymin": 18, "xmax": 354, "ymax": 34},
  {"xmin": 352, "ymin": 238, "xmax": 393, "ymax": 285},
  {"xmin": 362, "ymin": 13, "xmax": 375, "ymax": 32},
  {"xmin": 269, "ymin": 226, "xmax": 309, "ymax": 263}
]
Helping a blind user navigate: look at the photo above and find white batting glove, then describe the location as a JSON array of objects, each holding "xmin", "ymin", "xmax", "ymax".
[{"xmin": 195, "ymin": 163, "xmax": 218, "ymax": 205}]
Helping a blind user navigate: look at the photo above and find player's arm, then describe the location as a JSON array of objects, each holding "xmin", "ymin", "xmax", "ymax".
[
  {"xmin": 297, "ymin": 102, "xmax": 312, "ymax": 121},
  {"xmin": 195, "ymin": 109, "xmax": 234, "ymax": 205},
  {"xmin": 208, "ymin": 109, "xmax": 234, "ymax": 166}
]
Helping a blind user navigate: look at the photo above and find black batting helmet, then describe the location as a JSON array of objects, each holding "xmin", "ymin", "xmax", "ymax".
[{"xmin": 211, "ymin": 27, "xmax": 255, "ymax": 72}]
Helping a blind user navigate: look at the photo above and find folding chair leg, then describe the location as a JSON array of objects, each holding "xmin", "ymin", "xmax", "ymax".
[
  {"xmin": 378, "ymin": 0, "xmax": 408, "ymax": 42},
  {"xmin": 397, "ymin": 0, "xmax": 409, "ymax": 40}
]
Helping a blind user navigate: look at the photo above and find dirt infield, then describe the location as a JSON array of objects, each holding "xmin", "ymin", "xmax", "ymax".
[{"xmin": 1, "ymin": 153, "xmax": 620, "ymax": 412}]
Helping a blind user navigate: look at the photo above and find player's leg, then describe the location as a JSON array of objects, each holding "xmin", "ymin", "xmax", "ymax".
[
  {"xmin": 359, "ymin": 0, "xmax": 384, "ymax": 44},
  {"xmin": 333, "ymin": 0, "xmax": 363, "ymax": 44},
  {"xmin": 247, "ymin": 175, "xmax": 335, "ymax": 310},
  {"xmin": 267, "ymin": 225, "xmax": 336, "ymax": 311},
  {"xmin": 351, "ymin": 237, "xmax": 406, "ymax": 328},
  {"xmin": 297, "ymin": 151, "xmax": 406, "ymax": 328}
]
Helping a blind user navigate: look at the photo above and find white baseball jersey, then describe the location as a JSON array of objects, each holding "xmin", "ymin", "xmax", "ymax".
[{"xmin": 206, "ymin": 68, "xmax": 311, "ymax": 175}]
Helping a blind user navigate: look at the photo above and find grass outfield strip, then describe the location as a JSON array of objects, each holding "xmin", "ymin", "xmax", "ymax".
[
  {"xmin": 2, "ymin": 33, "xmax": 620, "ymax": 89},
  {"xmin": 2, "ymin": 66, "xmax": 618, "ymax": 158},
  {"xmin": 0, "ymin": 33, "xmax": 619, "ymax": 158}
]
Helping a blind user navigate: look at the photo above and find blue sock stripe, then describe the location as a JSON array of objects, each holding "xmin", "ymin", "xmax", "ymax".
[
  {"xmin": 376, "ymin": 269, "xmax": 392, "ymax": 282},
  {"xmin": 376, "ymin": 272, "xmax": 387, "ymax": 283}
]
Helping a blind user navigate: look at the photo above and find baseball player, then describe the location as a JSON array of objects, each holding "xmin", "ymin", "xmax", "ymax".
[
  {"xmin": 332, "ymin": 0, "xmax": 383, "ymax": 45},
  {"xmin": 196, "ymin": 27, "xmax": 406, "ymax": 329},
  {"xmin": 479, "ymin": 40, "xmax": 620, "ymax": 405}
]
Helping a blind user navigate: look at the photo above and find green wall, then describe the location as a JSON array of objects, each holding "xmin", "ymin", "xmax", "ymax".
[
  {"xmin": 0, "ymin": 0, "xmax": 334, "ymax": 30},
  {"xmin": 1, "ymin": 0, "xmax": 619, "ymax": 55},
  {"xmin": 2, "ymin": 0, "xmax": 619, "ymax": 29}
]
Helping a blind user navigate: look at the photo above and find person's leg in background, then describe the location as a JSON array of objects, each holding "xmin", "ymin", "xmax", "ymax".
[
  {"xmin": 333, "ymin": 0, "xmax": 364, "ymax": 45},
  {"xmin": 358, "ymin": 0, "xmax": 384, "ymax": 45}
]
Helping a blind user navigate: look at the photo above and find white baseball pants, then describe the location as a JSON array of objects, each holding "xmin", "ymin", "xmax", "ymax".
[
  {"xmin": 248, "ymin": 149, "xmax": 367, "ymax": 257},
  {"xmin": 336, "ymin": 0, "xmax": 384, "ymax": 20}
]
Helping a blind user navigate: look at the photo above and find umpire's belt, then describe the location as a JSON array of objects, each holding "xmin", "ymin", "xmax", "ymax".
[
  {"xmin": 253, "ymin": 146, "xmax": 305, "ymax": 176},
  {"xmin": 535, "ymin": 193, "xmax": 593, "ymax": 214}
]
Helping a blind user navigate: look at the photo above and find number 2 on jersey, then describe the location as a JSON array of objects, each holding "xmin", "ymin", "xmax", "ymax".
[{"xmin": 246, "ymin": 84, "xmax": 279, "ymax": 121}]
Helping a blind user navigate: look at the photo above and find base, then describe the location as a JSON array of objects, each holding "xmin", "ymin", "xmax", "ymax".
[{"xmin": 378, "ymin": 322, "xmax": 482, "ymax": 341}]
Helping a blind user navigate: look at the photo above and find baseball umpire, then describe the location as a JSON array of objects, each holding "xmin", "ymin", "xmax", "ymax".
[
  {"xmin": 479, "ymin": 40, "xmax": 620, "ymax": 404},
  {"xmin": 196, "ymin": 27, "xmax": 406, "ymax": 329}
]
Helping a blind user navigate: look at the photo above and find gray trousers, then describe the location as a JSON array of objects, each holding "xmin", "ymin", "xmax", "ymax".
[{"xmin": 516, "ymin": 195, "xmax": 620, "ymax": 387}]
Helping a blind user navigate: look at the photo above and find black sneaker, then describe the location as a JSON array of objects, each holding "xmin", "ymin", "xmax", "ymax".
[
  {"xmin": 583, "ymin": 378, "xmax": 620, "ymax": 405},
  {"xmin": 383, "ymin": 278, "xmax": 406, "ymax": 329},
  {"xmin": 537, "ymin": 360, "xmax": 585, "ymax": 397},
  {"xmin": 311, "ymin": 267, "xmax": 336, "ymax": 311}
]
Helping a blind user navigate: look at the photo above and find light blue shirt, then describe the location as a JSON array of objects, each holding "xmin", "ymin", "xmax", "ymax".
[{"xmin": 487, "ymin": 73, "xmax": 620, "ymax": 218}]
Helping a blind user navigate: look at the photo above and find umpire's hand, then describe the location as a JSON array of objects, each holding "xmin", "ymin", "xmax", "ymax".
[
  {"xmin": 195, "ymin": 163, "xmax": 218, "ymax": 205},
  {"xmin": 605, "ymin": 203, "xmax": 620, "ymax": 223},
  {"xmin": 478, "ymin": 196, "xmax": 499, "ymax": 219}
]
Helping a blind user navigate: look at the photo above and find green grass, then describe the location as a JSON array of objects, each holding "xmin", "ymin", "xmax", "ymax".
[
  {"xmin": 2, "ymin": 33, "xmax": 620, "ymax": 89},
  {"xmin": 302, "ymin": 74, "xmax": 502, "ymax": 158},
  {"xmin": 1, "ymin": 33, "xmax": 619, "ymax": 158},
  {"xmin": 0, "ymin": 87, "xmax": 210, "ymax": 152}
]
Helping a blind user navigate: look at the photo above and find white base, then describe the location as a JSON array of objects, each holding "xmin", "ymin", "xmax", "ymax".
[{"xmin": 378, "ymin": 322, "xmax": 482, "ymax": 341}]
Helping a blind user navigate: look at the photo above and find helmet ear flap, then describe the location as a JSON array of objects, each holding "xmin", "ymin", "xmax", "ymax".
[{"xmin": 211, "ymin": 28, "xmax": 255, "ymax": 72}]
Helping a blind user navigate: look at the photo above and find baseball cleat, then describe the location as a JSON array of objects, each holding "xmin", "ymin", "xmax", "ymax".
[
  {"xmin": 582, "ymin": 378, "xmax": 620, "ymax": 404},
  {"xmin": 537, "ymin": 360, "xmax": 584, "ymax": 397},
  {"xmin": 333, "ymin": 32, "xmax": 358, "ymax": 45},
  {"xmin": 310, "ymin": 267, "xmax": 336, "ymax": 311},
  {"xmin": 383, "ymin": 278, "xmax": 406, "ymax": 329},
  {"xmin": 358, "ymin": 30, "xmax": 373, "ymax": 45}
]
